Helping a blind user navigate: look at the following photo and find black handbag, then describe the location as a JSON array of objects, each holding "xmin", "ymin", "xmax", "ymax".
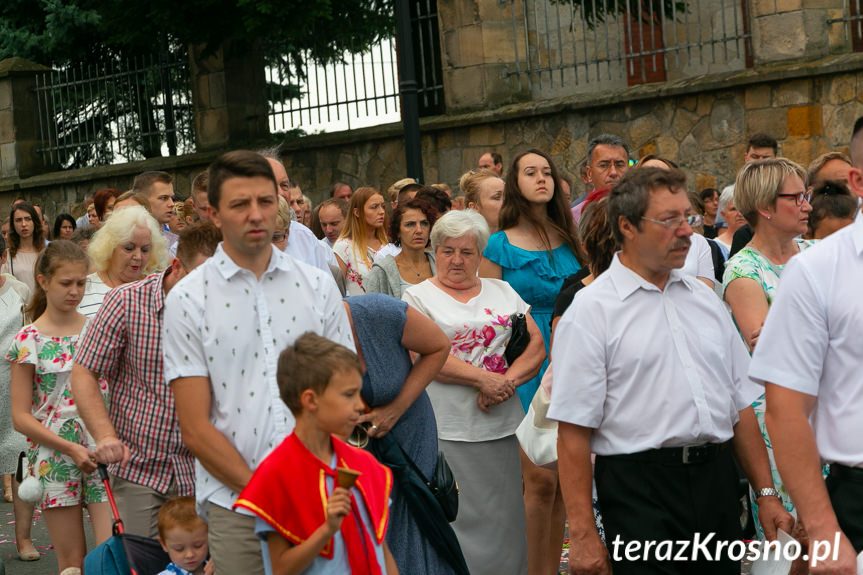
[
  {"xmin": 505, "ymin": 312, "xmax": 530, "ymax": 365},
  {"xmin": 400, "ymin": 444, "xmax": 459, "ymax": 522}
]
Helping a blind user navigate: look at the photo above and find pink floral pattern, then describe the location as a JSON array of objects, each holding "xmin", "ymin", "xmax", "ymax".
[{"xmin": 448, "ymin": 308, "xmax": 512, "ymax": 374}]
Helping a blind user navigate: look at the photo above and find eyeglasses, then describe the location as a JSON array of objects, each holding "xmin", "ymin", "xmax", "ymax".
[
  {"xmin": 595, "ymin": 160, "xmax": 629, "ymax": 172},
  {"xmin": 776, "ymin": 191, "xmax": 812, "ymax": 205},
  {"xmin": 272, "ymin": 232, "xmax": 287, "ymax": 242},
  {"xmin": 641, "ymin": 214, "xmax": 703, "ymax": 230}
]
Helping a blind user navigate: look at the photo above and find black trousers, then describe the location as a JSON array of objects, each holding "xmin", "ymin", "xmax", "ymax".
[
  {"xmin": 595, "ymin": 448, "xmax": 742, "ymax": 575},
  {"xmin": 826, "ymin": 464, "xmax": 863, "ymax": 552}
]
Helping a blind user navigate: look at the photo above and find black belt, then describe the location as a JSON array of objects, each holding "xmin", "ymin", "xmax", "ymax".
[
  {"xmin": 600, "ymin": 442, "xmax": 730, "ymax": 466},
  {"xmin": 830, "ymin": 463, "xmax": 863, "ymax": 483}
]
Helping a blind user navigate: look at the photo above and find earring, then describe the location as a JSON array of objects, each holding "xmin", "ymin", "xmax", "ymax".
[{"xmin": 767, "ymin": 215, "xmax": 772, "ymax": 220}]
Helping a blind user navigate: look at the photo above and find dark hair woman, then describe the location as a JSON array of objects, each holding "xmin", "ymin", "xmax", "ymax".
[
  {"xmin": 478, "ymin": 148, "xmax": 583, "ymax": 575},
  {"xmin": 1, "ymin": 202, "xmax": 46, "ymax": 294},
  {"xmin": 52, "ymin": 213, "xmax": 77, "ymax": 241}
]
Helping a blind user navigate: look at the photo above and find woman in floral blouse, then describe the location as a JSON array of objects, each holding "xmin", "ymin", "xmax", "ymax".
[
  {"xmin": 7, "ymin": 241, "xmax": 111, "ymax": 574},
  {"xmin": 403, "ymin": 210, "xmax": 545, "ymax": 575}
]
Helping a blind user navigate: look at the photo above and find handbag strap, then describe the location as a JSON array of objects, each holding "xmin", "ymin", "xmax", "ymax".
[{"xmin": 392, "ymin": 439, "xmax": 432, "ymax": 485}]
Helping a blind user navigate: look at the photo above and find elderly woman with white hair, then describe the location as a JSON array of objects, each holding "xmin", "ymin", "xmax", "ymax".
[
  {"xmin": 714, "ymin": 185, "xmax": 748, "ymax": 258},
  {"xmin": 402, "ymin": 209, "xmax": 545, "ymax": 575},
  {"xmin": 78, "ymin": 205, "xmax": 168, "ymax": 318}
]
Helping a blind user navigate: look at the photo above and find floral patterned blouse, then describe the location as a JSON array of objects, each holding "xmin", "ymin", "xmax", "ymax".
[
  {"xmin": 333, "ymin": 237, "xmax": 378, "ymax": 296},
  {"xmin": 6, "ymin": 324, "xmax": 108, "ymax": 432},
  {"xmin": 403, "ymin": 278, "xmax": 531, "ymax": 442}
]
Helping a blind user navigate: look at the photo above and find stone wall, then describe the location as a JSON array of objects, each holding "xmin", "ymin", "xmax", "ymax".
[{"xmin": 3, "ymin": 53, "xmax": 862, "ymax": 224}]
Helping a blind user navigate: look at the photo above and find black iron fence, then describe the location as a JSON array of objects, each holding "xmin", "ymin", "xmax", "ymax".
[
  {"xmin": 33, "ymin": 51, "xmax": 196, "ymax": 169},
  {"xmin": 507, "ymin": 0, "xmax": 753, "ymax": 94},
  {"xmin": 267, "ymin": 0, "xmax": 444, "ymax": 135}
]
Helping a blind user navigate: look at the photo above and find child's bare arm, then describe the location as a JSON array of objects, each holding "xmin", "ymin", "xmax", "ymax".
[
  {"xmin": 266, "ymin": 487, "xmax": 352, "ymax": 575},
  {"xmin": 383, "ymin": 541, "xmax": 399, "ymax": 575}
]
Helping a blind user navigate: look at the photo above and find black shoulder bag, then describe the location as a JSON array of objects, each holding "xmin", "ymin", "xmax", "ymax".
[{"xmin": 505, "ymin": 312, "xmax": 530, "ymax": 365}]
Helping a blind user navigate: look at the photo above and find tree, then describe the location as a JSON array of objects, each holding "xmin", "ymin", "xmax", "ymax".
[{"xmin": 0, "ymin": 0, "xmax": 393, "ymax": 166}]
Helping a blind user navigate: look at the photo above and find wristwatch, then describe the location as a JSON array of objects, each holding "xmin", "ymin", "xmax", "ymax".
[{"xmin": 754, "ymin": 487, "xmax": 781, "ymax": 500}]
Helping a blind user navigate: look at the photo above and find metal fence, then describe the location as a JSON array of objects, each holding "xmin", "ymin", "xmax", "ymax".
[
  {"xmin": 267, "ymin": 0, "xmax": 444, "ymax": 135},
  {"xmin": 266, "ymin": 40, "xmax": 402, "ymax": 135},
  {"xmin": 34, "ymin": 51, "xmax": 196, "ymax": 169},
  {"xmin": 827, "ymin": 0, "xmax": 863, "ymax": 52},
  {"xmin": 507, "ymin": 0, "xmax": 753, "ymax": 95}
]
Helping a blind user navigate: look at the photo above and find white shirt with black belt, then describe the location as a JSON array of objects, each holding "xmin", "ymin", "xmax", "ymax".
[
  {"xmin": 548, "ymin": 253, "xmax": 760, "ymax": 455},
  {"xmin": 750, "ymin": 211, "xmax": 863, "ymax": 469}
]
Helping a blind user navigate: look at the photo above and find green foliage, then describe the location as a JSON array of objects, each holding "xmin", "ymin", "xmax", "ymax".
[
  {"xmin": 0, "ymin": 0, "xmax": 392, "ymax": 67},
  {"xmin": 549, "ymin": 0, "xmax": 687, "ymax": 29}
]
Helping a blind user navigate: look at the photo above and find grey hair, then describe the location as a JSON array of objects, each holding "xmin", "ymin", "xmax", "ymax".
[
  {"xmin": 257, "ymin": 145, "xmax": 295, "ymax": 187},
  {"xmin": 430, "ymin": 209, "xmax": 490, "ymax": 254},
  {"xmin": 607, "ymin": 167, "xmax": 688, "ymax": 244},
  {"xmin": 587, "ymin": 134, "xmax": 630, "ymax": 164},
  {"xmin": 718, "ymin": 186, "xmax": 735, "ymax": 213}
]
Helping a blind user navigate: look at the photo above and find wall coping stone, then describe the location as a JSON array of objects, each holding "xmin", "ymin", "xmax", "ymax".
[
  {"xmin": 3, "ymin": 51, "xmax": 863, "ymax": 193},
  {"xmin": 0, "ymin": 58, "xmax": 52, "ymax": 78}
]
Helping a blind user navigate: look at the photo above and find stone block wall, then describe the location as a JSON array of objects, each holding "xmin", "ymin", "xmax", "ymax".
[{"xmin": 3, "ymin": 54, "xmax": 862, "ymax": 227}]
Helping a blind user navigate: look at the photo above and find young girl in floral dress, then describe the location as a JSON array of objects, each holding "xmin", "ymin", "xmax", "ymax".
[{"xmin": 7, "ymin": 240, "xmax": 111, "ymax": 575}]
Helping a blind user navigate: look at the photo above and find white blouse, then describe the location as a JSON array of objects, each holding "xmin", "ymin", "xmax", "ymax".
[{"xmin": 403, "ymin": 278, "xmax": 529, "ymax": 442}]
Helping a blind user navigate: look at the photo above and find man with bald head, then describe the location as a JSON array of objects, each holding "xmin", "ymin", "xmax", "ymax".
[
  {"xmin": 259, "ymin": 152, "xmax": 337, "ymax": 274},
  {"xmin": 478, "ymin": 152, "xmax": 503, "ymax": 176},
  {"xmin": 749, "ymin": 118, "xmax": 863, "ymax": 573}
]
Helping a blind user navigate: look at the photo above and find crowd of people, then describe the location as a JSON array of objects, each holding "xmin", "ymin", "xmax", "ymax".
[{"xmin": 0, "ymin": 122, "xmax": 859, "ymax": 575}]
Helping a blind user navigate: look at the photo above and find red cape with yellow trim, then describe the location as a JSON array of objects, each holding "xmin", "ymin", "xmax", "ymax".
[{"xmin": 234, "ymin": 432, "xmax": 392, "ymax": 558}]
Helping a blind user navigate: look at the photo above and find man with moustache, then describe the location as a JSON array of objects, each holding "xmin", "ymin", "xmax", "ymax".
[{"xmin": 550, "ymin": 167, "xmax": 793, "ymax": 574}]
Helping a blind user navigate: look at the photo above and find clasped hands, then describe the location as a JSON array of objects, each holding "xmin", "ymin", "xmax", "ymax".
[{"xmin": 476, "ymin": 372, "xmax": 517, "ymax": 413}]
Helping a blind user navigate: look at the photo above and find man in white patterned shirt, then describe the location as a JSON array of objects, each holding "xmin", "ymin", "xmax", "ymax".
[{"xmin": 162, "ymin": 150, "xmax": 353, "ymax": 575}]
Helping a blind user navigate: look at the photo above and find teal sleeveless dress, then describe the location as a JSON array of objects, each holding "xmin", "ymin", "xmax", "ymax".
[{"xmin": 483, "ymin": 232, "xmax": 582, "ymax": 410}]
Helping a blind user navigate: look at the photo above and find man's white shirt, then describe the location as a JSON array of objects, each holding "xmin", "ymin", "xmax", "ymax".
[
  {"xmin": 750, "ymin": 211, "xmax": 863, "ymax": 468},
  {"xmin": 162, "ymin": 243, "xmax": 353, "ymax": 515},
  {"xmin": 548, "ymin": 253, "xmax": 759, "ymax": 455},
  {"xmin": 286, "ymin": 221, "xmax": 336, "ymax": 272}
]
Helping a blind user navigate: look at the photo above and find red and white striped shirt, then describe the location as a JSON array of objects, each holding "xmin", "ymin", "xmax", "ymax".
[{"xmin": 76, "ymin": 271, "xmax": 194, "ymax": 495}]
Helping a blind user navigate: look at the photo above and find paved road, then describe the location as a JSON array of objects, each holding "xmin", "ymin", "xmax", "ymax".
[{"xmin": 0, "ymin": 498, "xmax": 96, "ymax": 575}]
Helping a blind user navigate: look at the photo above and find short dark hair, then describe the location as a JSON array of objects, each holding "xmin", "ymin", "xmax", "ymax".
[
  {"xmin": 414, "ymin": 186, "xmax": 452, "ymax": 214},
  {"xmin": 808, "ymin": 180, "xmax": 858, "ymax": 237},
  {"xmin": 389, "ymin": 198, "xmax": 439, "ymax": 247},
  {"xmin": 276, "ymin": 332, "xmax": 362, "ymax": 415},
  {"xmin": 132, "ymin": 171, "xmax": 173, "ymax": 196},
  {"xmin": 329, "ymin": 182, "xmax": 350, "ymax": 197},
  {"xmin": 587, "ymin": 134, "xmax": 630, "ymax": 164},
  {"xmin": 699, "ymin": 188, "xmax": 719, "ymax": 202},
  {"xmin": 207, "ymin": 150, "xmax": 277, "ymax": 209},
  {"xmin": 747, "ymin": 133, "xmax": 778, "ymax": 154},
  {"xmin": 608, "ymin": 167, "xmax": 688, "ymax": 244},
  {"xmin": 310, "ymin": 198, "xmax": 349, "ymax": 239},
  {"xmin": 52, "ymin": 213, "xmax": 77, "ymax": 240},
  {"xmin": 176, "ymin": 221, "xmax": 222, "ymax": 269},
  {"xmin": 491, "ymin": 152, "xmax": 503, "ymax": 166}
]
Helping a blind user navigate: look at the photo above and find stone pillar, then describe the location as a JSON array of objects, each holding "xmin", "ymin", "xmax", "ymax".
[
  {"xmin": 750, "ymin": 0, "xmax": 842, "ymax": 64},
  {"xmin": 188, "ymin": 40, "xmax": 269, "ymax": 152},
  {"xmin": 437, "ymin": 0, "xmax": 529, "ymax": 113},
  {"xmin": 0, "ymin": 58, "xmax": 53, "ymax": 179}
]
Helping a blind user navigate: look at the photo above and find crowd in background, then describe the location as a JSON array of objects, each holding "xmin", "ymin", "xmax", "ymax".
[{"xmin": 0, "ymin": 122, "xmax": 860, "ymax": 575}]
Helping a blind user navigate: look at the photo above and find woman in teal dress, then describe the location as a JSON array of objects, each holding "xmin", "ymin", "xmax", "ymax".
[{"xmin": 479, "ymin": 148, "xmax": 583, "ymax": 575}]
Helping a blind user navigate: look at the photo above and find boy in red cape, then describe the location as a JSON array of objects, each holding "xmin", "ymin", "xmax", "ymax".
[{"xmin": 234, "ymin": 332, "xmax": 398, "ymax": 575}]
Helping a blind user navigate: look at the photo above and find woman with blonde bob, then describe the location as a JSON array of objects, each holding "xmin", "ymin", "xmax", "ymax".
[
  {"xmin": 722, "ymin": 157, "xmax": 812, "ymax": 538},
  {"xmin": 79, "ymin": 205, "xmax": 167, "ymax": 318},
  {"xmin": 460, "ymin": 168, "xmax": 504, "ymax": 233},
  {"xmin": 333, "ymin": 186, "xmax": 388, "ymax": 295}
]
